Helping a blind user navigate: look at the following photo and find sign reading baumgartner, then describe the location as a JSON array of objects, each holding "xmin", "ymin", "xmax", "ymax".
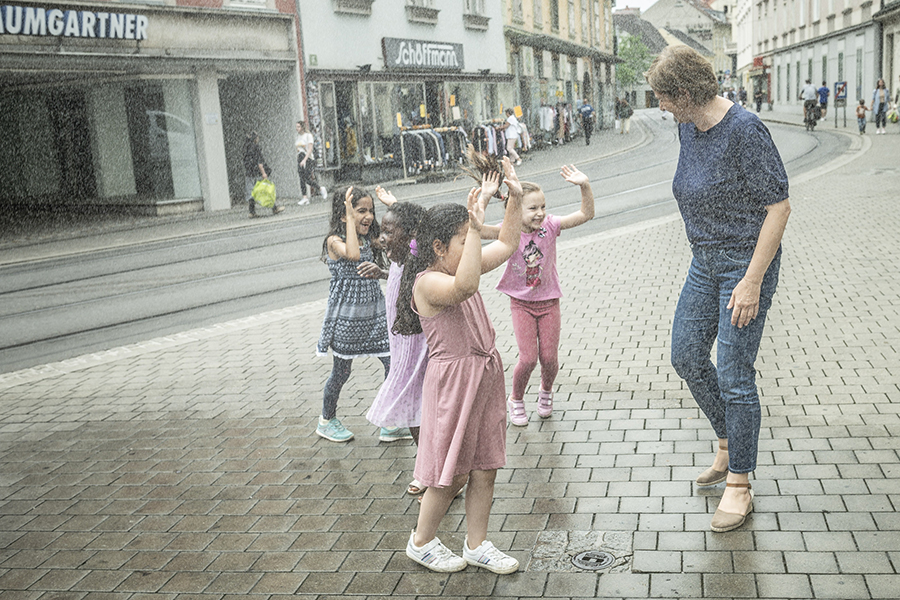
[
  {"xmin": 382, "ymin": 37, "xmax": 464, "ymax": 71},
  {"xmin": 0, "ymin": 5, "xmax": 148, "ymax": 40}
]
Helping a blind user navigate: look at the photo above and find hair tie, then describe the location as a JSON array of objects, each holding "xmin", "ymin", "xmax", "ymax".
[{"xmin": 409, "ymin": 239, "xmax": 418, "ymax": 257}]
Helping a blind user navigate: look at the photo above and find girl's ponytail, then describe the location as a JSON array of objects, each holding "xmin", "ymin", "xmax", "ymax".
[{"xmin": 393, "ymin": 203, "xmax": 469, "ymax": 336}]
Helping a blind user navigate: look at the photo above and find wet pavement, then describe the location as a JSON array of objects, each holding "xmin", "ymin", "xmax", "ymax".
[{"xmin": 0, "ymin": 108, "xmax": 898, "ymax": 598}]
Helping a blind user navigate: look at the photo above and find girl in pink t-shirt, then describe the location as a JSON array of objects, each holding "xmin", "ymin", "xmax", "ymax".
[{"xmin": 482, "ymin": 165, "xmax": 595, "ymax": 425}]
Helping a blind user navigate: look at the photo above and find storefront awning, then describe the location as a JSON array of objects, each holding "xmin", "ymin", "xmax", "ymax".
[{"xmin": 504, "ymin": 27, "xmax": 621, "ymax": 64}]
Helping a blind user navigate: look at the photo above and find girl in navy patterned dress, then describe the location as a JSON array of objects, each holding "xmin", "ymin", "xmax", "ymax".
[{"xmin": 316, "ymin": 187, "xmax": 390, "ymax": 442}]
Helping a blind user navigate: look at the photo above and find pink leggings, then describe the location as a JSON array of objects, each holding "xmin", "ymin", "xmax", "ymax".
[{"xmin": 510, "ymin": 297, "xmax": 561, "ymax": 400}]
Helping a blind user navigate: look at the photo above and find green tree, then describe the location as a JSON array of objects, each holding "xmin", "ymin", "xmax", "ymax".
[{"xmin": 616, "ymin": 36, "xmax": 653, "ymax": 93}]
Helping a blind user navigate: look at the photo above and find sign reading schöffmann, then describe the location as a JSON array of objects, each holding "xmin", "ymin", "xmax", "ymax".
[{"xmin": 382, "ymin": 37, "xmax": 464, "ymax": 71}]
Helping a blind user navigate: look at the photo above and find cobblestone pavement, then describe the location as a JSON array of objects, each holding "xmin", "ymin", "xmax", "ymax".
[{"xmin": 0, "ymin": 112, "xmax": 898, "ymax": 599}]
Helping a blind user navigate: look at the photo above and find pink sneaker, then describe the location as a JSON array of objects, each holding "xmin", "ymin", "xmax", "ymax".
[
  {"xmin": 507, "ymin": 397, "xmax": 528, "ymax": 426},
  {"xmin": 537, "ymin": 390, "xmax": 553, "ymax": 418}
]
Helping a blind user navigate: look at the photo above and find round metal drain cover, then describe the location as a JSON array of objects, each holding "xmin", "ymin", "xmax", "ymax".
[{"xmin": 571, "ymin": 550, "xmax": 615, "ymax": 571}]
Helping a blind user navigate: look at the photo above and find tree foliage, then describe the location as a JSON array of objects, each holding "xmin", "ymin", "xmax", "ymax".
[{"xmin": 616, "ymin": 36, "xmax": 653, "ymax": 90}]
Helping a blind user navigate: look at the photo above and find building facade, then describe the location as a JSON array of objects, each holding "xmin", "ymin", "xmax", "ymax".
[
  {"xmin": 298, "ymin": 0, "xmax": 512, "ymax": 185},
  {"xmin": 503, "ymin": 0, "xmax": 619, "ymax": 132},
  {"xmin": 753, "ymin": 0, "xmax": 881, "ymax": 112},
  {"xmin": 0, "ymin": 0, "xmax": 306, "ymax": 214},
  {"xmin": 643, "ymin": 0, "xmax": 734, "ymax": 78},
  {"xmin": 875, "ymin": 0, "xmax": 900, "ymax": 97}
]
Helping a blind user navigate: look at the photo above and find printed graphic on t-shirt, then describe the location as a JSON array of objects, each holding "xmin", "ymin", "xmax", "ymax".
[{"xmin": 523, "ymin": 239, "xmax": 544, "ymax": 288}]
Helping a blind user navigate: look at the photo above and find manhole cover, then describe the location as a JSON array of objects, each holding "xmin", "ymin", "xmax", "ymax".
[{"xmin": 572, "ymin": 550, "xmax": 615, "ymax": 571}]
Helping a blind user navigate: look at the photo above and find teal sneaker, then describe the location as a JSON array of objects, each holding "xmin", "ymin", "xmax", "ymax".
[
  {"xmin": 316, "ymin": 417, "xmax": 354, "ymax": 442},
  {"xmin": 379, "ymin": 427, "xmax": 413, "ymax": 442}
]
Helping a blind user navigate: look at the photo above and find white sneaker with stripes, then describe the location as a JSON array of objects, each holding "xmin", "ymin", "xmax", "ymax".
[
  {"xmin": 462, "ymin": 537, "xmax": 519, "ymax": 574},
  {"xmin": 405, "ymin": 530, "xmax": 466, "ymax": 573}
]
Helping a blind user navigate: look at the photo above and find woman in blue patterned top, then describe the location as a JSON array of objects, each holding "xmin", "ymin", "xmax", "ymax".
[
  {"xmin": 646, "ymin": 46, "xmax": 791, "ymax": 533},
  {"xmin": 316, "ymin": 187, "xmax": 390, "ymax": 442}
]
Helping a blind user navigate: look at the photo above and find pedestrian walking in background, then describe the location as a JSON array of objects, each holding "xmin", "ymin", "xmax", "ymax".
[
  {"xmin": 365, "ymin": 186, "xmax": 426, "ymax": 451},
  {"xmin": 646, "ymin": 45, "xmax": 791, "ymax": 533},
  {"xmin": 243, "ymin": 131, "xmax": 284, "ymax": 217},
  {"xmin": 315, "ymin": 187, "xmax": 390, "ymax": 443},
  {"xmin": 738, "ymin": 87, "xmax": 748, "ymax": 107},
  {"xmin": 856, "ymin": 99, "xmax": 868, "ymax": 134},
  {"xmin": 616, "ymin": 97, "xmax": 633, "ymax": 134},
  {"xmin": 295, "ymin": 121, "xmax": 326, "ymax": 205},
  {"xmin": 869, "ymin": 78, "xmax": 891, "ymax": 134},
  {"xmin": 578, "ymin": 98, "xmax": 595, "ymax": 145},
  {"xmin": 754, "ymin": 89, "xmax": 764, "ymax": 112},
  {"xmin": 503, "ymin": 108, "xmax": 523, "ymax": 166},
  {"xmin": 479, "ymin": 165, "xmax": 595, "ymax": 426},
  {"xmin": 394, "ymin": 161, "xmax": 522, "ymax": 574},
  {"xmin": 817, "ymin": 81, "xmax": 830, "ymax": 118}
]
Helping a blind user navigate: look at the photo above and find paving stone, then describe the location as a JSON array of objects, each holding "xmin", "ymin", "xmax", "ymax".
[
  {"xmin": 783, "ymin": 551, "xmax": 838, "ymax": 574},
  {"xmin": 632, "ymin": 551, "xmax": 681, "ymax": 573},
  {"xmin": 648, "ymin": 573, "xmax": 701, "ymax": 598},
  {"xmin": 809, "ymin": 574, "xmax": 870, "ymax": 599},
  {"xmin": 865, "ymin": 574, "xmax": 900, "ymax": 599},
  {"xmin": 702, "ymin": 573, "xmax": 756, "ymax": 597},
  {"xmin": 755, "ymin": 573, "xmax": 812, "ymax": 598}
]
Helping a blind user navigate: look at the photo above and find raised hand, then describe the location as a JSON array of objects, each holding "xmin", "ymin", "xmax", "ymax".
[
  {"xmin": 561, "ymin": 164, "xmax": 589, "ymax": 186},
  {"xmin": 467, "ymin": 187, "xmax": 485, "ymax": 231},
  {"xmin": 374, "ymin": 185, "xmax": 397, "ymax": 207},
  {"xmin": 479, "ymin": 170, "xmax": 501, "ymax": 205},
  {"xmin": 344, "ymin": 187, "xmax": 357, "ymax": 225},
  {"xmin": 502, "ymin": 156, "xmax": 523, "ymax": 198}
]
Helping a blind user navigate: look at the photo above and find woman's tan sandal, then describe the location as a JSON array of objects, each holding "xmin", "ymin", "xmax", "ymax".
[
  {"xmin": 710, "ymin": 482, "xmax": 754, "ymax": 533},
  {"xmin": 696, "ymin": 444, "xmax": 728, "ymax": 486}
]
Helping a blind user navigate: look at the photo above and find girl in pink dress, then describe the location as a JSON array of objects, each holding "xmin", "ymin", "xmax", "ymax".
[
  {"xmin": 392, "ymin": 159, "xmax": 523, "ymax": 575},
  {"xmin": 480, "ymin": 166, "xmax": 595, "ymax": 425}
]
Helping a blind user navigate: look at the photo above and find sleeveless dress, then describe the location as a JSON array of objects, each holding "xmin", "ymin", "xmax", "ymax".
[
  {"xmin": 366, "ymin": 262, "xmax": 428, "ymax": 428},
  {"xmin": 316, "ymin": 238, "xmax": 390, "ymax": 359},
  {"xmin": 412, "ymin": 272, "xmax": 507, "ymax": 488}
]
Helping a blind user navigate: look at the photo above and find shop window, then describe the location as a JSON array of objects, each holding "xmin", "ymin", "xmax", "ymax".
[
  {"xmin": 333, "ymin": 0, "xmax": 375, "ymax": 16},
  {"xmin": 369, "ymin": 82, "xmax": 427, "ymax": 161},
  {"xmin": 407, "ymin": 0, "xmax": 439, "ymax": 24},
  {"xmin": 124, "ymin": 81, "xmax": 201, "ymax": 200},
  {"xmin": 552, "ymin": 54, "xmax": 560, "ymax": 80},
  {"xmin": 450, "ymin": 82, "xmax": 482, "ymax": 126}
]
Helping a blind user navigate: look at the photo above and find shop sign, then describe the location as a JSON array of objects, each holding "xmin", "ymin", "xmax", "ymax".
[
  {"xmin": 0, "ymin": 5, "xmax": 148, "ymax": 40},
  {"xmin": 382, "ymin": 37, "xmax": 464, "ymax": 71}
]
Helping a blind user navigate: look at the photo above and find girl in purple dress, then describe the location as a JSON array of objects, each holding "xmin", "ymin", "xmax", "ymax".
[{"xmin": 366, "ymin": 188, "xmax": 427, "ymax": 450}]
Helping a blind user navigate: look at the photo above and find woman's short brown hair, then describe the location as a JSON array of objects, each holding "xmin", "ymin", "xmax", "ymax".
[{"xmin": 645, "ymin": 46, "xmax": 719, "ymax": 105}]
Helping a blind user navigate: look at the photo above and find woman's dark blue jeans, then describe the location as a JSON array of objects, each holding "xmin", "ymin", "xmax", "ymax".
[{"xmin": 671, "ymin": 245, "xmax": 781, "ymax": 474}]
